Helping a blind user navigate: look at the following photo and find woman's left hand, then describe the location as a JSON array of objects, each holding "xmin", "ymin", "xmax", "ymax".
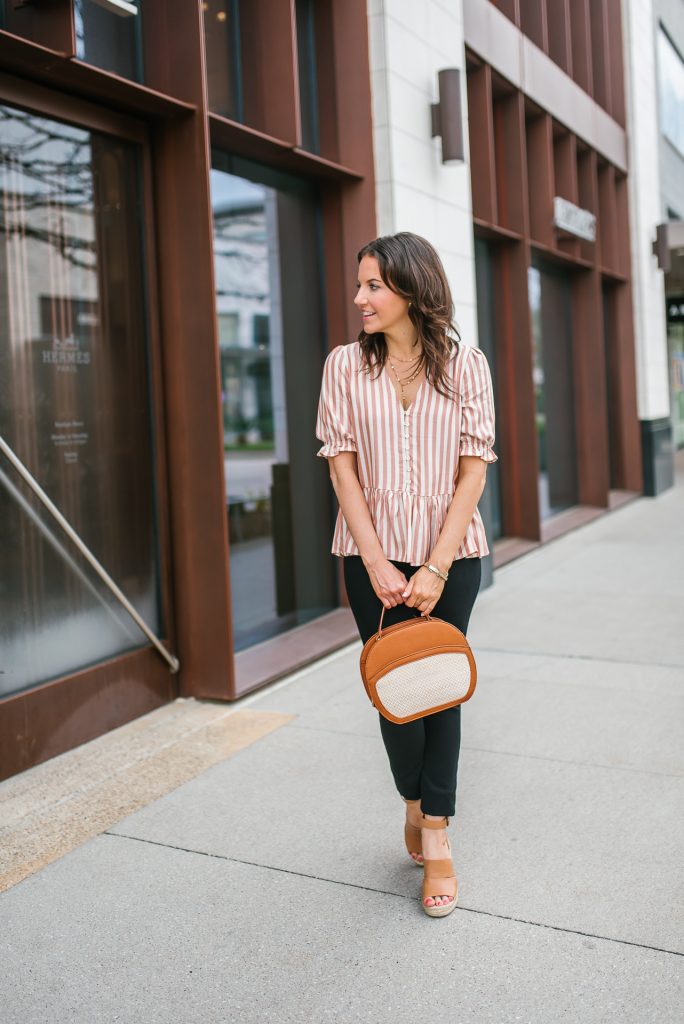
[{"xmin": 401, "ymin": 567, "xmax": 445, "ymax": 616}]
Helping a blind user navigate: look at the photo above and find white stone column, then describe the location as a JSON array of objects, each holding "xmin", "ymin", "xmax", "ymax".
[
  {"xmin": 622, "ymin": 0, "xmax": 670, "ymax": 424},
  {"xmin": 366, "ymin": 0, "xmax": 478, "ymax": 346}
]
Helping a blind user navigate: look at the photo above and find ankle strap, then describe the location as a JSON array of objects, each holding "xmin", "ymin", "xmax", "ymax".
[{"xmin": 421, "ymin": 814, "xmax": 451, "ymax": 828}]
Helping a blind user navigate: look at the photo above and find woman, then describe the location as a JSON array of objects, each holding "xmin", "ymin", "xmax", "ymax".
[{"xmin": 315, "ymin": 232, "xmax": 497, "ymax": 918}]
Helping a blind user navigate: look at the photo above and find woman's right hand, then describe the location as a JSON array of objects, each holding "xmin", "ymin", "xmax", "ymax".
[{"xmin": 364, "ymin": 556, "xmax": 409, "ymax": 609}]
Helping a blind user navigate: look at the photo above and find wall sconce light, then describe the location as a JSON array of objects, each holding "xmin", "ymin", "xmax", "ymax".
[
  {"xmin": 431, "ymin": 68, "xmax": 464, "ymax": 164},
  {"xmin": 652, "ymin": 220, "xmax": 684, "ymax": 272}
]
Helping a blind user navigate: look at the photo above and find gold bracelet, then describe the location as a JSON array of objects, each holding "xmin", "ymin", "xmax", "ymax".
[{"xmin": 422, "ymin": 562, "xmax": 448, "ymax": 582}]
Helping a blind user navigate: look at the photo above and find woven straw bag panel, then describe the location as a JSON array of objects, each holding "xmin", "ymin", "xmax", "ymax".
[{"xmin": 374, "ymin": 652, "xmax": 472, "ymax": 718}]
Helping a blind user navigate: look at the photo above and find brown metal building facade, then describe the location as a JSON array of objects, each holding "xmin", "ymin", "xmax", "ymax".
[
  {"xmin": 0, "ymin": 0, "xmax": 375, "ymax": 779},
  {"xmin": 0, "ymin": 0, "xmax": 645, "ymax": 782},
  {"xmin": 466, "ymin": 1, "xmax": 642, "ymax": 563}
]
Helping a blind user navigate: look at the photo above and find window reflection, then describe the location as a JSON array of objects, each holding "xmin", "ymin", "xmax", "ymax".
[
  {"xmin": 212, "ymin": 174, "xmax": 274, "ymax": 450},
  {"xmin": 210, "ymin": 157, "xmax": 337, "ymax": 650},
  {"xmin": 211, "ymin": 169, "xmax": 283, "ymax": 648}
]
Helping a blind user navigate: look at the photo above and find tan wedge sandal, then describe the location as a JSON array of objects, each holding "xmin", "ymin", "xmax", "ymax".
[
  {"xmin": 401, "ymin": 797, "xmax": 424, "ymax": 867},
  {"xmin": 420, "ymin": 814, "xmax": 458, "ymax": 918}
]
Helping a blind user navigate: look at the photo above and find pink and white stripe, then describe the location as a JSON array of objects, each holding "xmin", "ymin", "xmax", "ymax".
[{"xmin": 315, "ymin": 341, "xmax": 498, "ymax": 565}]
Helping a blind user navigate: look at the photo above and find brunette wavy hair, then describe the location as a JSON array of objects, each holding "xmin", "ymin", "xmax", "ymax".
[{"xmin": 356, "ymin": 232, "xmax": 461, "ymax": 401}]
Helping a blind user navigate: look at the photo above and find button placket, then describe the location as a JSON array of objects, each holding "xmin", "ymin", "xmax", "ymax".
[
  {"xmin": 402, "ymin": 408, "xmax": 412, "ymax": 493},
  {"xmin": 403, "ymin": 408, "xmax": 413, "ymax": 553}
]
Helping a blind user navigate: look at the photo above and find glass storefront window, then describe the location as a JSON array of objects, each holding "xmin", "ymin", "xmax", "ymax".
[
  {"xmin": 210, "ymin": 153, "xmax": 337, "ymax": 650},
  {"xmin": 0, "ymin": 104, "xmax": 160, "ymax": 697},
  {"xmin": 74, "ymin": 0, "xmax": 143, "ymax": 82},
  {"xmin": 528, "ymin": 263, "xmax": 578, "ymax": 518},
  {"xmin": 203, "ymin": 0, "xmax": 243, "ymax": 120}
]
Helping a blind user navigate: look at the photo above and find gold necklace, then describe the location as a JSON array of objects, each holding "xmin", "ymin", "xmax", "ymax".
[
  {"xmin": 387, "ymin": 348, "xmax": 421, "ymax": 364},
  {"xmin": 387, "ymin": 354, "xmax": 424, "ymax": 410}
]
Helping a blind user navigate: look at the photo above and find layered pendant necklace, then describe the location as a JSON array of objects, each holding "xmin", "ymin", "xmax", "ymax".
[{"xmin": 386, "ymin": 347, "xmax": 424, "ymax": 411}]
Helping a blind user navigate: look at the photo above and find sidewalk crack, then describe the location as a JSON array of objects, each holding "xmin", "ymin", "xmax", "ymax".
[{"xmin": 104, "ymin": 832, "xmax": 683, "ymax": 958}]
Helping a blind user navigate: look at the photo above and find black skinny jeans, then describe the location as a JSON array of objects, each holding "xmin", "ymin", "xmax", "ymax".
[{"xmin": 343, "ymin": 555, "xmax": 482, "ymax": 818}]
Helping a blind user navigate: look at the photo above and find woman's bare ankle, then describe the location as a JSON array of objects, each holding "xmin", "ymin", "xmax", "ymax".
[{"xmin": 405, "ymin": 800, "xmax": 423, "ymax": 829}]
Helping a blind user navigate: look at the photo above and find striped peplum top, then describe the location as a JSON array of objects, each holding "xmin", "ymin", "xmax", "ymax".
[{"xmin": 315, "ymin": 340, "xmax": 498, "ymax": 565}]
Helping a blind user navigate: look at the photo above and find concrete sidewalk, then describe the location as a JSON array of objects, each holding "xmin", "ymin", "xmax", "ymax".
[{"xmin": 2, "ymin": 460, "xmax": 683, "ymax": 1023}]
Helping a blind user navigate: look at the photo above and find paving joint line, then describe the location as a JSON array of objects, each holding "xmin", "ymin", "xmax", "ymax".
[
  {"xmin": 458, "ymin": 745, "xmax": 684, "ymax": 779},
  {"xmin": 104, "ymin": 831, "xmax": 682, "ymax": 959},
  {"xmin": 475, "ymin": 646, "xmax": 684, "ymax": 670},
  {"xmin": 281, "ymin": 723, "xmax": 683, "ymax": 778}
]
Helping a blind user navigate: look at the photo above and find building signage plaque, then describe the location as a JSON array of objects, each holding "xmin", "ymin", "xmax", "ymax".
[{"xmin": 553, "ymin": 196, "xmax": 596, "ymax": 243}]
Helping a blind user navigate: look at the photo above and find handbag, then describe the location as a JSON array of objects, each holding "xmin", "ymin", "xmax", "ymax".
[{"xmin": 359, "ymin": 607, "xmax": 477, "ymax": 724}]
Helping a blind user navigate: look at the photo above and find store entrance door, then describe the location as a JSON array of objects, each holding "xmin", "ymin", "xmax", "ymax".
[{"xmin": 0, "ymin": 93, "xmax": 175, "ymax": 780}]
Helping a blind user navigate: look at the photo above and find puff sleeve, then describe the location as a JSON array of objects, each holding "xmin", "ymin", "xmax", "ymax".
[
  {"xmin": 459, "ymin": 345, "xmax": 498, "ymax": 464},
  {"xmin": 315, "ymin": 345, "xmax": 357, "ymax": 458}
]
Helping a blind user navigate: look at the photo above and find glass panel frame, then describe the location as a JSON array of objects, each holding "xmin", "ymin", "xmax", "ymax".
[{"xmin": 0, "ymin": 87, "xmax": 171, "ymax": 699}]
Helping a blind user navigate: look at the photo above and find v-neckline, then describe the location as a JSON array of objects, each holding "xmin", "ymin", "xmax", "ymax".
[
  {"xmin": 383, "ymin": 364, "xmax": 427, "ymax": 414},
  {"xmin": 382, "ymin": 341, "xmax": 458, "ymax": 410}
]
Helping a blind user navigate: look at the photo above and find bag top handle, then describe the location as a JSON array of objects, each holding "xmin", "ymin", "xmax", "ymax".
[{"xmin": 378, "ymin": 606, "xmax": 432, "ymax": 634}]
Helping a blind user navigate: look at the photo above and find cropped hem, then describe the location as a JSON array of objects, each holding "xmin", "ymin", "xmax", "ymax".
[
  {"xmin": 459, "ymin": 440, "xmax": 498, "ymax": 463},
  {"xmin": 317, "ymin": 442, "xmax": 357, "ymax": 458}
]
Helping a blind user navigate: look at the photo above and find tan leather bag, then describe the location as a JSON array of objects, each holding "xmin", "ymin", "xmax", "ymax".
[{"xmin": 359, "ymin": 608, "xmax": 477, "ymax": 724}]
